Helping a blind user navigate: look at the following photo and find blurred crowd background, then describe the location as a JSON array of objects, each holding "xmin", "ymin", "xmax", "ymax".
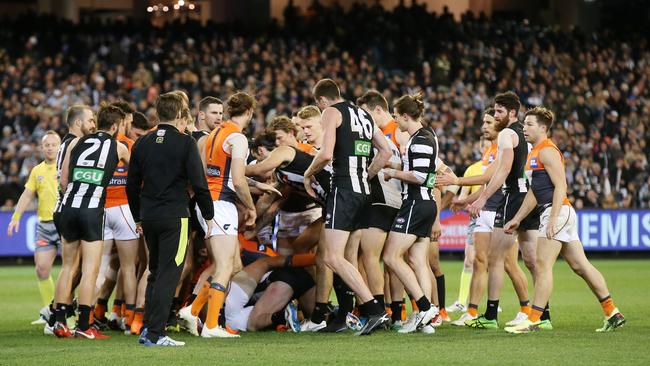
[{"xmin": 1, "ymin": 1, "xmax": 649, "ymax": 211}]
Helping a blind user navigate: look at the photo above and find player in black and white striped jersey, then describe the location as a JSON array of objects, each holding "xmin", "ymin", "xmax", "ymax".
[
  {"xmin": 302, "ymin": 79, "xmax": 392, "ymax": 335},
  {"xmin": 382, "ymin": 94, "xmax": 450, "ymax": 334},
  {"xmin": 52, "ymin": 104, "xmax": 130, "ymax": 339}
]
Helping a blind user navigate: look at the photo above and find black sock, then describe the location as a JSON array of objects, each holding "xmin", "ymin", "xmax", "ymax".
[
  {"xmin": 541, "ymin": 303, "xmax": 551, "ymax": 321},
  {"xmin": 219, "ymin": 306, "xmax": 226, "ymax": 327},
  {"xmin": 485, "ymin": 300, "xmax": 499, "ymax": 321},
  {"xmin": 271, "ymin": 310, "xmax": 286, "ymax": 327},
  {"xmin": 77, "ymin": 305, "xmax": 91, "ymax": 331},
  {"xmin": 333, "ymin": 275, "xmax": 354, "ymax": 321},
  {"xmin": 435, "ymin": 275, "xmax": 446, "ymax": 309},
  {"xmin": 55, "ymin": 303, "xmax": 67, "ymax": 323},
  {"xmin": 187, "ymin": 293, "xmax": 197, "ymax": 304},
  {"xmin": 361, "ymin": 299, "xmax": 383, "ymax": 316},
  {"xmin": 415, "ymin": 296, "xmax": 431, "ymax": 312},
  {"xmin": 97, "ymin": 298, "xmax": 108, "ymax": 307},
  {"xmin": 66, "ymin": 303, "xmax": 75, "ymax": 318},
  {"xmin": 311, "ymin": 302, "xmax": 329, "ymax": 324},
  {"xmin": 374, "ymin": 295, "xmax": 385, "ymax": 309},
  {"xmin": 390, "ymin": 300, "xmax": 404, "ymax": 322}
]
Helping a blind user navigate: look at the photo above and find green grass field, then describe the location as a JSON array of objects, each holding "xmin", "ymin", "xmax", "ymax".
[{"xmin": 1, "ymin": 259, "xmax": 649, "ymax": 366}]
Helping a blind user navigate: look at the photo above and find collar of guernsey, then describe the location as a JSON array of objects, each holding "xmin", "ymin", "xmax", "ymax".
[
  {"xmin": 297, "ymin": 142, "xmax": 316, "ymax": 155},
  {"xmin": 205, "ymin": 121, "xmax": 242, "ymax": 202},
  {"xmin": 27, "ymin": 161, "xmax": 58, "ymax": 221},
  {"xmin": 381, "ymin": 120, "xmax": 400, "ymax": 150},
  {"xmin": 526, "ymin": 138, "xmax": 571, "ymax": 206},
  {"xmin": 105, "ymin": 134, "xmax": 134, "ymax": 208}
]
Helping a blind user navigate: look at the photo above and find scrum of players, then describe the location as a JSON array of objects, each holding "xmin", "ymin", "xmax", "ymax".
[{"xmin": 12, "ymin": 78, "xmax": 625, "ymax": 345}]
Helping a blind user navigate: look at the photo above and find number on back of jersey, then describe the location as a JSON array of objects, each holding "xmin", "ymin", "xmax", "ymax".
[{"xmin": 348, "ymin": 107, "xmax": 373, "ymax": 139}]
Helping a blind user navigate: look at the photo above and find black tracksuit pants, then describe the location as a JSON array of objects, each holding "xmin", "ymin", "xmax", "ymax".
[{"xmin": 142, "ymin": 217, "xmax": 189, "ymax": 342}]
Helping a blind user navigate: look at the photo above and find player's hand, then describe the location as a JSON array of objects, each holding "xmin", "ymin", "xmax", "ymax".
[
  {"xmin": 504, "ymin": 219, "xmax": 520, "ymax": 234},
  {"xmin": 303, "ymin": 175, "xmax": 317, "ymax": 199},
  {"xmin": 383, "ymin": 168, "xmax": 396, "ymax": 181},
  {"xmin": 467, "ymin": 196, "xmax": 486, "ymax": 217},
  {"xmin": 245, "ymin": 208, "xmax": 257, "ymax": 229},
  {"xmin": 205, "ymin": 220, "xmax": 215, "ymax": 239},
  {"xmin": 135, "ymin": 223, "xmax": 143, "ymax": 236},
  {"xmin": 546, "ymin": 217, "xmax": 557, "ymax": 239},
  {"xmin": 431, "ymin": 220, "xmax": 442, "ymax": 241},
  {"xmin": 435, "ymin": 171, "xmax": 458, "ymax": 188},
  {"xmin": 7, "ymin": 219, "xmax": 19, "ymax": 237},
  {"xmin": 450, "ymin": 197, "xmax": 467, "ymax": 213},
  {"xmin": 257, "ymin": 182, "xmax": 282, "ymax": 197}
]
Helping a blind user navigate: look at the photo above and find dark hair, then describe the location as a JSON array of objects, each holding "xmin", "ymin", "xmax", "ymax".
[
  {"xmin": 357, "ymin": 90, "xmax": 388, "ymax": 111},
  {"xmin": 156, "ymin": 93, "xmax": 184, "ymax": 122},
  {"xmin": 199, "ymin": 96, "xmax": 223, "ymax": 112},
  {"xmin": 111, "ymin": 100, "xmax": 134, "ymax": 115},
  {"xmin": 250, "ymin": 132, "xmax": 276, "ymax": 151},
  {"xmin": 313, "ymin": 78, "xmax": 341, "ymax": 100},
  {"xmin": 97, "ymin": 102, "xmax": 126, "ymax": 131},
  {"xmin": 226, "ymin": 91, "xmax": 256, "ymax": 117},
  {"xmin": 267, "ymin": 115, "xmax": 298, "ymax": 136},
  {"xmin": 494, "ymin": 92, "xmax": 521, "ymax": 114},
  {"xmin": 394, "ymin": 93, "xmax": 425, "ymax": 119},
  {"xmin": 484, "ymin": 107, "xmax": 495, "ymax": 117},
  {"xmin": 132, "ymin": 111, "xmax": 149, "ymax": 130},
  {"xmin": 525, "ymin": 106, "xmax": 555, "ymax": 130},
  {"xmin": 65, "ymin": 105, "xmax": 92, "ymax": 126}
]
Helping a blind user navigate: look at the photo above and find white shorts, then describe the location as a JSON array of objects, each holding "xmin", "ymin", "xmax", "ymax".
[
  {"xmin": 196, "ymin": 200, "xmax": 238, "ymax": 236},
  {"xmin": 103, "ymin": 204, "xmax": 139, "ymax": 241},
  {"xmin": 538, "ymin": 205, "xmax": 580, "ymax": 243},
  {"xmin": 277, "ymin": 207, "xmax": 322, "ymax": 238},
  {"xmin": 474, "ymin": 210, "xmax": 496, "ymax": 233},
  {"xmin": 225, "ymin": 281, "xmax": 254, "ymax": 332}
]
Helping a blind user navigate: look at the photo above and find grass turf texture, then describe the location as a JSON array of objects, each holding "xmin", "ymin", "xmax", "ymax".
[{"xmin": 1, "ymin": 259, "xmax": 649, "ymax": 366}]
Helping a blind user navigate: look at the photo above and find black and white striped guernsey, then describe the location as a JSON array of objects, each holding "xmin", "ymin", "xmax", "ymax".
[
  {"xmin": 58, "ymin": 131, "xmax": 119, "ymax": 210},
  {"xmin": 275, "ymin": 147, "xmax": 332, "ymax": 205},
  {"xmin": 330, "ymin": 101, "xmax": 375, "ymax": 195},
  {"xmin": 402, "ymin": 127, "xmax": 439, "ymax": 201}
]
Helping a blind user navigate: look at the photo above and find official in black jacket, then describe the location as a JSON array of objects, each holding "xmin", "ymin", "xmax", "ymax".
[{"xmin": 127, "ymin": 92, "xmax": 214, "ymax": 347}]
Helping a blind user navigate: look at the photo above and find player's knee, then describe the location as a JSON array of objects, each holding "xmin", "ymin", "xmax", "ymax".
[
  {"xmin": 35, "ymin": 264, "xmax": 51, "ymax": 280},
  {"xmin": 323, "ymin": 253, "xmax": 340, "ymax": 270},
  {"xmin": 382, "ymin": 251, "xmax": 398, "ymax": 269},
  {"xmin": 523, "ymin": 257, "xmax": 536, "ymax": 271},
  {"xmin": 407, "ymin": 252, "xmax": 424, "ymax": 269}
]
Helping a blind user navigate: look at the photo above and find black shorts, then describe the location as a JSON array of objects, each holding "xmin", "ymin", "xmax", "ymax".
[
  {"xmin": 494, "ymin": 191, "xmax": 540, "ymax": 231},
  {"xmin": 361, "ymin": 204, "xmax": 399, "ymax": 232},
  {"xmin": 324, "ymin": 187, "xmax": 369, "ymax": 232},
  {"xmin": 58, "ymin": 207, "xmax": 105, "ymax": 242},
  {"xmin": 391, "ymin": 199, "xmax": 437, "ymax": 238},
  {"xmin": 267, "ymin": 267, "xmax": 315, "ymax": 299}
]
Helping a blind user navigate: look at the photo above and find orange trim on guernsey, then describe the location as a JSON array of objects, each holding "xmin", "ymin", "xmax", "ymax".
[
  {"xmin": 380, "ymin": 120, "xmax": 400, "ymax": 150},
  {"xmin": 238, "ymin": 234, "xmax": 277, "ymax": 257},
  {"xmin": 481, "ymin": 143, "xmax": 498, "ymax": 168},
  {"xmin": 526, "ymin": 139, "xmax": 571, "ymax": 206},
  {"xmin": 297, "ymin": 142, "xmax": 317, "ymax": 156},
  {"xmin": 205, "ymin": 121, "xmax": 241, "ymax": 201},
  {"xmin": 105, "ymin": 134, "xmax": 134, "ymax": 208}
]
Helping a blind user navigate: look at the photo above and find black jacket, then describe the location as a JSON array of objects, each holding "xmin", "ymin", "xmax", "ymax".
[{"xmin": 127, "ymin": 124, "xmax": 214, "ymax": 222}]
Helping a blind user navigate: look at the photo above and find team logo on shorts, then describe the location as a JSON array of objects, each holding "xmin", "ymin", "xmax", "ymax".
[
  {"xmin": 73, "ymin": 167, "xmax": 104, "ymax": 185},
  {"xmin": 354, "ymin": 140, "xmax": 371, "ymax": 156},
  {"xmin": 396, "ymin": 217, "xmax": 405, "ymax": 224}
]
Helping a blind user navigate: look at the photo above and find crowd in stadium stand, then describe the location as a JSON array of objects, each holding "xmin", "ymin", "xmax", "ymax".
[{"xmin": 1, "ymin": 3, "xmax": 649, "ymax": 210}]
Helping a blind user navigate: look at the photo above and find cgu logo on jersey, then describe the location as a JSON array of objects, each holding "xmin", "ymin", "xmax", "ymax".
[
  {"xmin": 73, "ymin": 167, "xmax": 104, "ymax": 185},
  {"xmin": 206, "ymin": 165, "xmax": 221, "ymax": 177},
  {"xmin": 354, "ymin": 140, "xmax": 371, "ymax": 156},
  {"xmin": 425, "ymin": 172, "xmax": 437, "ymax": 188}
]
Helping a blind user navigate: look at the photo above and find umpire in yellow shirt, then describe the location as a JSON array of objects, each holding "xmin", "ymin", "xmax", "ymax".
[{"xmin": 7, "ymin": 131, "xmax": 61, "ymax": 323}]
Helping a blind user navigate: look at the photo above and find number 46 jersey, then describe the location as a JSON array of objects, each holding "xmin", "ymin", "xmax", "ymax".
[
  {"xmin": 331, "ymin": 101, "xmax": 375, "ymax": 195},
  {"xmin": 60, "ymin": 131, "xmax": 119, "ymax": 210}
]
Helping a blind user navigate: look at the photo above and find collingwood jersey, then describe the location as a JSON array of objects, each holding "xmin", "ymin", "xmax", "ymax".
[
  {"xmin": 58, "ymin": 132, "xmax": 119, "ymax": 210},
  {"xmin": 402, "ymin": 127, "xmax": 438, "ymax": 201},
  {"xmin": 504, "ymin": 122, "xmax": 530, "ymax": 194},
  {"xmin": 369, "ymin": 136, "xmax": 402, "ymax": 208},
  {"xmin": 53, "ymin": 133, "xmax": 78, "ymax": 213},
  {"xmin": 275, "ymin": 147, "xmax": 332, "ymax": 205},
  {"xmin": 331, "ymin": 101, "xmax": 374, "ymax": 195}
]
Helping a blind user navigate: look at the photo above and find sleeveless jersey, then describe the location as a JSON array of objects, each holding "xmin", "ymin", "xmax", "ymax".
[
  {"xmin": 205, "ymin": 121, "xmax": 242, "ymax": 203},
  {"xmin": 59, "ymin": 131, "xmax": 119, "ymax": 210},
  {"xmin": 331, "ymin": 101, "xmax": 374, "ymax": 195},
  {"xmin": 192, "ymin": 130, "xmax": 209, "ymax": 142},
  {"xmin": 53, "ymin": 133, "xmax": 78, "ymax": 213},
  {"xmin": 369, "ymin": 129, "xmax": 402, "ymax": 208},
  {"xmin": 525, "ymin": 139, "xmax": 571, "ymax": 209},
  {"xmin": 297, "ymin": 142, "xmax": 317, "ymax": 156},
  {"xmin": 275, "ymin": 147, "xmax": 332, "ymax": 205},
  {"xmin": 503, "ymin": 122, "xmax": 529, "ymax": 193},
  {"xmin": 402, "ymin": 127, "xmax": 438, "ymax": 201},
  {"xmin": 481, "ymin": 143, "xmax": 505, "ymax": 210},
  {"xmin": 381, "ymin": 120, "xmax": 401, "ymax": 150},
  {"xmin": 105, "ymin": 134, "xmax": 134, "ymax": 208}
]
